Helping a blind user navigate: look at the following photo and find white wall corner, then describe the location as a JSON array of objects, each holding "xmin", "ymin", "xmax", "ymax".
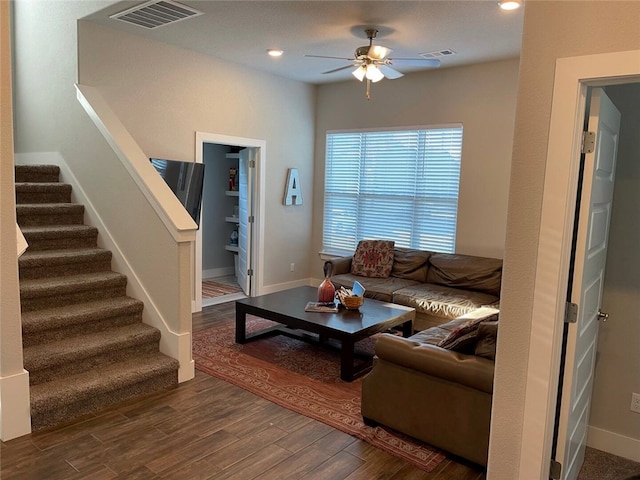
[
  {"xmin": 159, "ymin": 330, "xmax": 194, "ymax": 383},
  {"xmin": 0, "ymin": 370, "xmax": 32, "ymax": 441}
]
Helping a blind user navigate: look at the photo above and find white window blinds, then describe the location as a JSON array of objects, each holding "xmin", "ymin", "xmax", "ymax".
[{"xmin": 323, "ymin": 126, "xmax": 462, "ymax": 255}]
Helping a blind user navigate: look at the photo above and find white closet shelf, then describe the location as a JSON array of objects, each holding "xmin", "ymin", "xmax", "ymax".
[
  {"xmin": 225, "ymin": 216, "xmax": 240, "ymax": 223},
  {"xmin": 225, "ymin": 190, "xmax": 239, "ymax": 197},
  {"xmin": 225, "ymin": 245, "xmax": 239, "ymax": 252}
]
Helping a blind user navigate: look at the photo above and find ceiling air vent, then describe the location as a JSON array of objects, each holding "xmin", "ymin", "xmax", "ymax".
[
  {"xmin": 420, "ymin": 49, "xmax": 457, "ymax": 59},
  {"xmin": 110, "ymin": 0, "xmax": 203, "ymax": 30}
]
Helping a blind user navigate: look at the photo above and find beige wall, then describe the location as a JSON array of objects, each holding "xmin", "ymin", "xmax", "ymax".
[
  {"xmin": 589, "ymin": 84, "xmax": 640, "ymax": 442},
  {"xmin": 1, "ymin": 0, "xmax": 31, "ymax": 441},
  {"xmin": 313, "ymin": 58, "xmax": 519, "ymax": 275},
  {"xmin": 490, "ymin": 2, "xmax": 640, "ymax": 478},
  {"xmin": 77, "ymin": 22, "xmax": 316, "ymax": 288},
  {"xmin": 0, "ymin": 0, "xmax": 22, "ymax": 379}
]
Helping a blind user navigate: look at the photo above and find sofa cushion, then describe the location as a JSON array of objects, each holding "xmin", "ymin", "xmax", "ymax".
[
  {"xmin": 393, "ymin": 284, "xmax": 499, "ymax": 322},
  {"xmin": 330, "ymin": 273, "xmax": 420, "ymax": 303},
  {"xmin": 474, "ymin": 321, "xmax": 499, "ymax": 360},
  {"xmin": 426, "ymin": 253, "xmax": 502, "ymax": 296},
  {"xmin": 391, "ymin": 248, "xmax": 432, "ymax": 282},
  {"xmin": 351, "ymin": 240, "xmax": 395, "ymax": 278}
]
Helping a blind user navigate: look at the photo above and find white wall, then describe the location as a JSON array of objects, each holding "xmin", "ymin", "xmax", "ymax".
[
  {"xmin": 588, "ymin": 83, "xmax": 640, "ymax": 451},
  {"xmin": 313, "ymin": 58, "xmax": 519, "ymax": 276},
  {"xmin": 77, "ymin": 22, "xmax": 316, "ymax": 288},
  {"xmin": 490, "ymin": 2, "xmax": 640, "ymax": 478}
]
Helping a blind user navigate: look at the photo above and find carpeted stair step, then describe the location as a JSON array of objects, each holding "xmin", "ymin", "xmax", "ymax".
[
  {"xmin": 19, "ymin": 271, "xmax": 128, "ymax": 312},
  {"xmin": 30, "ymin": 352, "xmax": 179, "ymax": 430},
  {"xmin": 19, "ymin": 225, "xmax": 98, "ymax": 251},
  {"xmin": 14, "ymin": 164, "xmax": 60, "ymax": 183},
  {"xmin": 17, "ymin": 203, "xmax": 85, "ymax": 227},
  {"xmin": 15, "ymin": 182, "xmax": 71, "ymax": 204},
  {"xmin": 19, "ymin": 247, "xmax": 112, "ymax": 280},
  {"xmin": 16, "ymin": 163, "xmax": 180, "ymax": 432},
  {"xmin": 24, "ymin": 322, "xmax": 162, "ymax": 385},
  {"xmin": 21, "ymin": 297, "xmax": 144, "ymax": 347}
]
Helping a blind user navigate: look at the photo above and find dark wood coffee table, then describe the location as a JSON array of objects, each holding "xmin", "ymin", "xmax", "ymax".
[{"xmin": 235, "ymin": 286, "xmax": 415, "ymax": 381}]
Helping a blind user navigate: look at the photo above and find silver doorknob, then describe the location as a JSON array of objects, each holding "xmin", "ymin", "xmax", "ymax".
[{"xmin": 597, "ymin": 310, "xmax": 609, "ymax": 322}]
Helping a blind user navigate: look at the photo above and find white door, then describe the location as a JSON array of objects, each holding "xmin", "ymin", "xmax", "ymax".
[
  {"xmin": 554, "ymin": 89, "xmax": 621, "ymax": 480},
  {"xmin": 237, "ymin": 147, "xmax": 255, "ymax": 295}
]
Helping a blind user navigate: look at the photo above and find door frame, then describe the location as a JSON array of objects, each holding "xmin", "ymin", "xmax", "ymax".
[
  {"xmin": 514, "ymin": 50, "xmax": 640, "ymax": 478},
  {"xmin": 193, "ymin": 132, "xmax": 266, "ymax": 312}
]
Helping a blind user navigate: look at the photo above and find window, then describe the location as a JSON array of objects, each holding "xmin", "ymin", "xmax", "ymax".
[{"xmin": 322, "ymin": 126, "xmax": 463, "ymax": 255}]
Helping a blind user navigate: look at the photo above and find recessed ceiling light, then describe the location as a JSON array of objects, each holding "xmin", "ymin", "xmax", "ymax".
[
  {"xmin": 267, "ymin": 49, "xmax": 284, "ymax": 57},
  {"xmin": 499, "ymin": 0, "xmax": 522, "ymax": 10}
]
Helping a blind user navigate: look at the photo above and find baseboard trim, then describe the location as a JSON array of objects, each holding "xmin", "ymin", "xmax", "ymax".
[
  {"xmin": 260, "ymin": 279, "xmax": 312, "ymax": 295},
  {"xmin": 587, "ymin": 425, "xmax": 640, "ymax": 463}
]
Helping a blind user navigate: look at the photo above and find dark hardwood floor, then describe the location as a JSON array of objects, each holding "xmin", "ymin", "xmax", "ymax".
[{"xmin": 0, "ymin": 301, "xmax": 486, "ymax": 480}]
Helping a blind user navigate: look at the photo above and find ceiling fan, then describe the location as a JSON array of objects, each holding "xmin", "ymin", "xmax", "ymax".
[{"xmin": 305, "ymin": 28, "xmax": 441, "ymax": 100}]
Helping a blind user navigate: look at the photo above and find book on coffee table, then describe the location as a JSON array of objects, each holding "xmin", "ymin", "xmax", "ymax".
[{"xmin": 304, "ymin": 301, "xmax": 339, "ymax": 313}]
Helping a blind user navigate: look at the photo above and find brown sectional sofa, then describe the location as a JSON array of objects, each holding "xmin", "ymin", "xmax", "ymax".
[
  {"xmin": 361, "ymin": 307, "xmax": 500, "ymax": 466},
  {"xmin": 325, "ymin": 247, "xmax": 502, "ymax": 332}
]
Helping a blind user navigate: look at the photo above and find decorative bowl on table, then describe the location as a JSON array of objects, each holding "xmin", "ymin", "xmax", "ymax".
[{"xmin": 337, "ymin": 289, "xmax": 364, "ymax": 310}]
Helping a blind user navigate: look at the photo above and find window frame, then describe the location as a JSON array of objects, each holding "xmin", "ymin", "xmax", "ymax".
[{"xmin": 321, "ymin": 124, "xmax": 463, "ymax": 257}]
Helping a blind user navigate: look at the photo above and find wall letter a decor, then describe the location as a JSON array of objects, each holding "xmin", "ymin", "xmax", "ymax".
[{"xmin": 284, "ymin": 168, "xmax": 303, "ymax": 205}]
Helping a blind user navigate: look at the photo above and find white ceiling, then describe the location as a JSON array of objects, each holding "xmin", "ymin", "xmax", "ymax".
[{"xmin": 84, "ymin": 0, "xmax": 524, "ymax": 85}]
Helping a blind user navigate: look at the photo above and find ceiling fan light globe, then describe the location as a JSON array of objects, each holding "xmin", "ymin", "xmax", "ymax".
[
  {"xmin": 365, "ymin": 65, "xmax": 385, "ymax": 82},
  {"xmin": 368, "ymin": 45, "xmax": 391, "ymax": 60},
  {"xmin": 352, "ymin": 66, "xmax": 367, "ymax": 81}
]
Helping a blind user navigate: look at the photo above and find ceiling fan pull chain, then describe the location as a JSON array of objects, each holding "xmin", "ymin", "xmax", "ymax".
[{"xmin": 366, "ymin": 78, "xmax": 371, "ymax": 100}]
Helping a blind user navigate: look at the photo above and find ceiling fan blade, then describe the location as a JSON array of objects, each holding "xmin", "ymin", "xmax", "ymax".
[
  {"xmin": 305, "ymin": 54, "xmax": 354, "ymax": 61},
  {"xmin": 387, "ymin": 58, "xmax": 441, "ymax": 68},
  {"xmin": 323, "ymin": 64, "xmax": 356, "ymax": 75},
  {"xmin": 378, "ymin": 64, "xmax": 404, "ymax": 80}
]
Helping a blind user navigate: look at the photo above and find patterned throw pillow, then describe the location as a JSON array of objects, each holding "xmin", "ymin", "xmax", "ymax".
[
  {"xmin": 474, "ymin": 321, "xmax": 499, "ymax": 360},
  {"xmin": 350, "ymin": 240, "xmax": 395, "ymax": 278},
  {"xmin": 437, "ymin": 311, "xmax": 499, "ymax": 351}
]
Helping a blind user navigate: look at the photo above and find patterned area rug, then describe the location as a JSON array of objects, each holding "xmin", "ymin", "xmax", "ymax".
[
  {"xmin": 192, "ymin": 317, "xmax": 446, "ymax": 472},
  {"xmin": 202, "ymin": 279, "xmax": 242, "ymax": 299}
]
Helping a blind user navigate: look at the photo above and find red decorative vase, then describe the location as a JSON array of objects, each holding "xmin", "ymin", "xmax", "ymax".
[{"xmin": 318, "ymin": 263, "xmax": 336, "ymax": 303}]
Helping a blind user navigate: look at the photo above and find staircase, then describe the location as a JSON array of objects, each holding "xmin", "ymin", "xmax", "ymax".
[{"xmin": 15, "ymin": 164, "xmax": 180, "ymax": 430}]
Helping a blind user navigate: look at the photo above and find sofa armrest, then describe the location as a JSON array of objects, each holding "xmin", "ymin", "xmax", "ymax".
[
  {"xmin": 324, "ymin": 256, "xmax": 353, "ymax": 276},
  {"xmin": 374, "ymin": 333, "xmax": 494, "ymax": 393}
]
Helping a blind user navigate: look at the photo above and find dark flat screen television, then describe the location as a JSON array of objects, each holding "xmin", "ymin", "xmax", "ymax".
[{"xmin": 150, "ymin": 158, "xmax": 205, "ymax": 227}]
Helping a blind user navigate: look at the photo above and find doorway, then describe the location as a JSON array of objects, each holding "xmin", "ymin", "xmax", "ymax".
[
  {"xmin": 200, "ymin": 143, "xmax": 247, "ymax": 307},
  {"xmin": 515, "ymin": 49, "xmax": 640, "ymax": 479},
  {"xmin": 583, "ymin": 84, "xmax": 640, "ymax": 466},
  {"xmin": 552, "ymin": 87, "xmax": 622, "ymax": 480},
  {"xmin": 193, "ymin": 132, "xmax": 266, "ymax": 312}
]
